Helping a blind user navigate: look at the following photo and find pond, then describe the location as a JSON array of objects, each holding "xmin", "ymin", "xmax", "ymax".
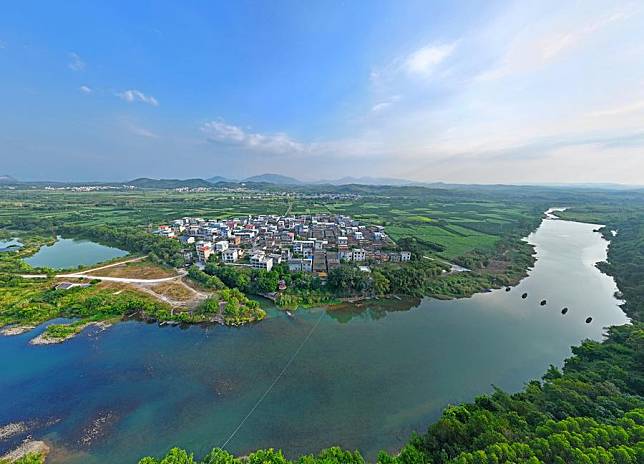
[
  {"xmin": 0, "ymin": 215, "xmax": 629, "ymax": 463},
  {"xmin": 23, "ymin": 237, "xmax": 128, "ymax": 270},
  {"xmin": 0, "ymin": 238, "xmax": 23, "ymax": 252}
]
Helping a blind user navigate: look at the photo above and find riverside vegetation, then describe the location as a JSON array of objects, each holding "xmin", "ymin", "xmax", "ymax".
[
  {"xmin": 0, "ymin": 185, "xmax": 548, "ymax": 336},
  {"xmin": 131, "ymin": 194, "xmax": 644, "ymax": 464},
  {"xmin": 1, "ymin": 185, "xmax": 643, "ymax": 462},
  {"xmin": 0, "ymin": 186, "xmax": 641, "ymax": 335}
]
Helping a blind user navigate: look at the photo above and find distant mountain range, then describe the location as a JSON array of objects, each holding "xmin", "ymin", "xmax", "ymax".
[
  {"xmin": 2, "ymin": 173, "xmax": 642, "ymax": 191},
  {"xmin": 314, "ymin": 176, "xmax": 431, "ymax": 186},
  {"xmin": 0, "ymin": 175, "xmax": 18, "ymax": 184},
  {"xmin": 125, "ymin": 178, "xmax": 213, "ymax": 189},
  {"xmin": 243, "ymin": 173, "xmax": 303, "ymax": 185},
  {"xmin": 206, "ymin": 173, "xmax": 428, "ymax": 186},
  {"xmin": 206, "ymin": 176, "xmax": 233, "ymax": 184}
]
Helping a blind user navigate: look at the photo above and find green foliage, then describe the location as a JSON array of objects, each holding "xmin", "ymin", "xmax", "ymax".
[
  {"xmin": 0, "ymin": 274, "xmax": 175, "ymax": 329},
  {"xmin": 189, "ymin": 266, "xmax": 226, "ymax": 290},
  {"xmin": 327, "ymin": 264, "xmax": 370, "ymax": 294},
  {"xmin": 140, "ymin": 447, "xmax": 364, "ymax": 464},
  {"xmin": 1, "ymin": 453, "xmax": 45, "ymax": 464},
  {"xmin": 41, "ymin": 320, "xmax": 87, "ymax": 340}
]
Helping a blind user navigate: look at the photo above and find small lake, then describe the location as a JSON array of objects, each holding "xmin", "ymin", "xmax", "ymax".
[
  {"xmin": 23, "ymin": 237, "xmax": 128, "ymax": 269},
  {"xmin": 0, "ymin": 215, "xmax": 629, "ymax": 462},
  {"xmin": 0, "ymin": 238, "xmax": 23, "ymax": 252}
]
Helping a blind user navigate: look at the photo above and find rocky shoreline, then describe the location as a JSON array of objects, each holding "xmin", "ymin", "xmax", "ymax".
[
  {"xmin": 0, "ymin": 325, "xmax": 35, "ymax": 336},
  {"xmin": 28, "ymin": 321, "xmax": 113, "ymax": 345},
  {"xmin": 0, "ymin": 439, "xmax": 49, "ymax": 462}
]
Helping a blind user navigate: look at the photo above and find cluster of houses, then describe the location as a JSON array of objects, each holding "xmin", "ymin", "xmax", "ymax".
[{"xmin": 154, "ymin": 214, "xmax": 411, "ymax": 277}]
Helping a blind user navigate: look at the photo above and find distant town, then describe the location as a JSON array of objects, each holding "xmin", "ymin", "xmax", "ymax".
[{"xmin": 154, "ymin": 214, "xmax": 411, "ymax": 277}]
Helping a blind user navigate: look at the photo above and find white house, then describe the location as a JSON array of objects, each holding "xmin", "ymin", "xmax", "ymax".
[
  {"xmin": 287, "ymin": 258, "xmax": 312, "ymax": 273},
  {"xmin": 179, "ymin": 236, "xmax": 195, "ymax": 245},
  {"xmin": 221, "ymin": 248, "xmax": 239, "ymax": 263},
  {"xmin": 215, "ymin": 240, "xmax": 229, "ymax": 252},
  {"xmin": 293, "ymin": 240, "xmax": 315, "ymax": 254},
  {"xmin": 400, "ymin": 251, "xmax": 411, "ymax": 262},
  {"xmin": 250, "ymin": 253, "xmax": 273, "ymax": 271},
  {"xmin": 352, "ymin": 248, "xmax": 366, "ymax": 262}
]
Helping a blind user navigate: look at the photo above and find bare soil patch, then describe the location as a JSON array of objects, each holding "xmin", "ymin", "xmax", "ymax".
[
  {"xmin": 151, "ymin": 281, "xmax": 194, "ymax": 301},
  {"xmin": 86, "ymin": 261, "xmax": 177, "ymax": 279}
]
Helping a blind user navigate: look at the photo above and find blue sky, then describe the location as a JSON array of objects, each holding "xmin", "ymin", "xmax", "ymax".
[{"xmin": 1, "ymin": 0, "xmax": 643, "ymax": 183}]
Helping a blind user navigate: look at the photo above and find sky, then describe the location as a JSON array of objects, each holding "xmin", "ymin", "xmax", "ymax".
[{"xmin": 1, "ymin": 0, "xmax": 643, "ymax": 184}]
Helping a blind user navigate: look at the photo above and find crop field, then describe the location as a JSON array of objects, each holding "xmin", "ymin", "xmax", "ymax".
[
  {"xmin": 0, "ymin": 187, "xmax": 544, "ymax": 261},
  {"xmin": 289, "ymin": 196, "xmax": 540, "ymax": 258}
]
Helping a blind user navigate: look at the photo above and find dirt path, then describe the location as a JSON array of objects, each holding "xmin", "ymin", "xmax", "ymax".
[
  {"xmin": 133, "ymin": 278, "xmax": 209, "ymax": 310},
  {"xmin": 19, "ymin": 256, "xmax": 190, "ymax": 284},
  {"xmin": 69, "ymin": 255, "xmax": 147, "ymax": 274},
  {"xmin": 58, "ymin": 272, "xmax": 185, "ymax": 284}
]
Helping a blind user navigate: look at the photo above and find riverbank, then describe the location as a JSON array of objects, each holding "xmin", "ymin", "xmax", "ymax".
[
  {"xmin": 0, "ymin": 218, "xmax": 540, "ymax": 345},
  {"xmin": 0, "ymin": 440, "xmax": 49, "ymax": 463},
  {"xmin": 0, "ymin": 208, "xmax": 634, "ymax": 463},
  {"xmin": 136, "ymin": 212, "xmax": 639, "ymax": 464}
]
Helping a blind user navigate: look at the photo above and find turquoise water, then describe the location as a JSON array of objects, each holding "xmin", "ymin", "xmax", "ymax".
[
  {"xmin": 0, "ymin": 218, "xmax": 628, "ymax": 462},
  {"xmin": 23, "ymin": 237, "xmax": 128, "ymax": 269}
]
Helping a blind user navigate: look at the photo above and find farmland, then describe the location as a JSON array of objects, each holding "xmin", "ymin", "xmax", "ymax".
[
  {"xmin": 3, "ymin": 184, "xmax": 641, "ymax": 338},
  {"xmin": 0, "ymin": 187, "xmax": 544, "ymax": 260}
]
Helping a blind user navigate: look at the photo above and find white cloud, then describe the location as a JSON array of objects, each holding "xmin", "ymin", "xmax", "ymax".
[
  {"xmin": 116, "ymin": 89, "xmax": 159, "ymax": 106},
  {"xmin": 193, "ymin": 3, "xmax": 644, "ymax": 183},
  {"xmin": 79, "ymin": 85, "xmax": 92, "ymax": 94},
  {"xmin": 201, "ymin": 120, "xmax": 386, "ymax": 159},
  {"xmin": 478, "ymin": 4, "xmax": 634, "ymax": 81},
  {"xmin": 201, "ymin": 120, "xmax": 305, "ymax": 155},
  {"xmin": 587, "ymin": 100, "xmax": 644, "ymax": 117},
  {"xmin": 128, "ymin": 124, "xmax": 159, "ymax": 138},
  {"xmin": 404, "ymin": 43, "xmax": 455, "ymax": 77},
  {"xmin": 68, "ymin": 52, "xmax": 85, "ymax": 71},
  {"xmin": 371, "ymin": 95, "xmax": 401, "ymax": 113}
]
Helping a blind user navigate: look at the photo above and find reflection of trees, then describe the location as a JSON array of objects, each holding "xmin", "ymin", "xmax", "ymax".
[{"xmin": 325, "ymin": 297, "xmax": 422, "ymax": 324}]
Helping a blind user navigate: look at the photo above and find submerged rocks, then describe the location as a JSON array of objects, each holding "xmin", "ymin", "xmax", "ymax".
[
  {"xmin": 0, "ymin": 422, "xmax": 28, "ymax": 440},
  {"xmin": 522, "ymin": 293, "xmax": 528, "ymax": 299},
  {"xmin": 505, "ymin": 287, "xmax": 511, "ymax": 292},
  {"xmin": 586, "ymin": 317, "xmax": 593, "ymax": 324},
  {"xmin": 561, "ymin": 307, "xmax": 569, "ymax": 315},
  {"xmin": 540, "ymin": 299, "xmax": 547, "ymax": 306}
]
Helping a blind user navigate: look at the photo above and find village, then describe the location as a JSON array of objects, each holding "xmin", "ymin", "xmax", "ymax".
[{"xmin": 154, "ymin": 214, "xmax": 411, "ymax": 278}]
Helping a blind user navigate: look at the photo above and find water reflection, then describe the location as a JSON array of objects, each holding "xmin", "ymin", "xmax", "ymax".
[{"xmin": 325, "ymin": 297, "xmax": 422, "ymax": 323}]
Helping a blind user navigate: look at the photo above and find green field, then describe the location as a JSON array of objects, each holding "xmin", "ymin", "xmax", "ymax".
[{"xmin": 0, "ymin": 188, "xmax": 542, "ymax": 260}]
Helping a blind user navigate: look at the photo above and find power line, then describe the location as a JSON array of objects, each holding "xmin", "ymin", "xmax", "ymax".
[{"xmin": 219, "ymin": 311, "xmax": 325, "ymax": 449}]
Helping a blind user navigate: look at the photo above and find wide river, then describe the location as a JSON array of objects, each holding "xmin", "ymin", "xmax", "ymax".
[{"xmin": 0, "ymin": 215, "xmax": 629, "ymax": 463}]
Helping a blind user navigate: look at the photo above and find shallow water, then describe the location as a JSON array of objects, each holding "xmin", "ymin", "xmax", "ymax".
[
  {"xmin": 0, "ymin": 238, "xmax": 22, "ymax": 252},
  {"xmin": 23, "ymin": 237, "xmax": 128, "ymax": 269},
  {"xmin": 0, "ymin": 217, "xmax": 628, "ymax": 462}
]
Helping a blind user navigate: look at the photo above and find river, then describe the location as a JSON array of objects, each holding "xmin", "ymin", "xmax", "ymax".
[{"xmin": 0, "ymin": 214, "xmax": 629, "ymax": 462}]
